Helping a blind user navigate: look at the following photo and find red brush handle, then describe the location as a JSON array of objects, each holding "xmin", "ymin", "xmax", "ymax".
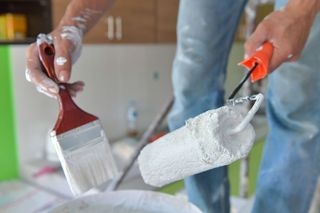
[{"xmin": 38, "ymin": 42, "xmax": 97, "ymax": 135}]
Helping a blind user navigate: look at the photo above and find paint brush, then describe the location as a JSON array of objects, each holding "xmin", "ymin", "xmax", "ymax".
[{"xmin": 37, "ymin": 34, "xmax": 118, "ymax": 196}]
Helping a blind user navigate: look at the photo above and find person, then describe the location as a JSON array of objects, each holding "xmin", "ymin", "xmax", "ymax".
[{"xmin": 25, "ymin": 0, "xmax": 320, "ymax": 212}]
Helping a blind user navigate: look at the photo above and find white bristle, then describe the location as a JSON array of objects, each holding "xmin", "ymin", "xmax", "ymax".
[{"xmin": 51, "ymin": 120, "xmax": 118, "ymax": 196}]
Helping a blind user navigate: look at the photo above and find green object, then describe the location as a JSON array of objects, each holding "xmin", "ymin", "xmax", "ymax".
[
  {"xmin": 229, "ymin": 139, "xmax": 265, "ymax": 196},
  {"xmin": 0, "ymin": 15, "xmax": 7, "ymax": 39},
  {"xmin": 159, "ymin": 180, "xmax": 184, "ymax": 195},
  {"xmin": 0, "ymin": 46, "xmax": 18, "ymax": 180}
]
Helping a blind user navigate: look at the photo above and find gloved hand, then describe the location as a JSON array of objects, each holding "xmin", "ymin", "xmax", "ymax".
[
  {"xmin": 244, "ymin": 1, "xmax": 318, "ymax": 72},
  {"xmin": 26, "ymin": 26, "xmax": 85, "ymax": 98}
]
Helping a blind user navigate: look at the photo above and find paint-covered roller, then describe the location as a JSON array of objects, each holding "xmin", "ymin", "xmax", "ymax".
[
  {"xmin": 138, "ymin": 94, "xmax": 263, "ymax": 187},
  {"xmin": 139, "ymin": 43, "xmax": 272, "ymax": 187}
]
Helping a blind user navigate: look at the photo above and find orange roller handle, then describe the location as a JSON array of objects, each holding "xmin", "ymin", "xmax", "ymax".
[{"xmin": 239, "ymin": 42, "xmax": 274, "ymax": 82}]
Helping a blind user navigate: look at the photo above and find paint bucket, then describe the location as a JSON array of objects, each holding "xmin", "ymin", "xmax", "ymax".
[{"xmin": 49, "ymin": 190, "xmax": 201, "ymax": 213}]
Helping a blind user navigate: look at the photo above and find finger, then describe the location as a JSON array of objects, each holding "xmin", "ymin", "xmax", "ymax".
[
  {"xmin": 244, "ymin": 23, "xmax": 269, "ymax": 57},
  {"xmin": 288, "ymin": 53, "xmax": 300, "ymax": 62},
  {"xmin": 60, "ymin": 26, "xmax": 83, "ymax": 63},
  {"xmin": 26, "ymin": 43, "xmax": 59, "ymax": 96},
  {"xmin": 69, "ymin": 81, "xmax": 84, "ymax": 91},
  {"xmin": 269, "ymin": 44, "xmax": 293, "ymax": 72},
  {"xmin": 68, "ymin": 89, "xmax": 77, "ymax": 97},
  {"xmin": 53, "ymin": 35, "xmax": 73, "ymax": 83},
  {"xmin": 36, "ymin": 86, "xmax": 57, "ymax": 99},
  {"xmin": 67, "ymin": 81, "xmax": 85, "ymax": 97}
]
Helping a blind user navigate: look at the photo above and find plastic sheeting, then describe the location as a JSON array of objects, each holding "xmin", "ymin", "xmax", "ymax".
[{"xmin": 49, "ymin": 190, "xmax": 202, "ymax": 213}]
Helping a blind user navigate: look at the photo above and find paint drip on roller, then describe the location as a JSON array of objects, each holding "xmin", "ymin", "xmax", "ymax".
[{"xmin": 138, "ymin": 94, "xmax": 264, "ymax": 187}]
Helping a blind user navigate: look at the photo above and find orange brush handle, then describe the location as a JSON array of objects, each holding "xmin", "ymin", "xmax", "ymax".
[
  {"xmin": 38, "ymin": 42, "xmax": 97, "ymax": 135},
  {"xmin": 239, "ymin": 42, "xmax": 274, "ymax": 82}
]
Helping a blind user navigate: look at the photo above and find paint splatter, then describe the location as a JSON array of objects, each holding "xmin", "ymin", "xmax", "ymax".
[
  {"xmin": 56, "ymin": 56, "xmax": 68, "ymax": 66},
  {"xmin": 25, "ymin": 69, "xmax": 32, "ymax": 82},
  {"xmin": 36, "ymin": 86, "xmax": 57, "ymax": 99},
  {"xmin": 60, "ymin": 26, "xmax": 83, "ymax": 63}
]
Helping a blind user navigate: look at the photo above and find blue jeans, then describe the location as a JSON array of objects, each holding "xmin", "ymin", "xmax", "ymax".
[{"xmin": 168, "ymin": 0, "xmax": 320, "ymax": 212}]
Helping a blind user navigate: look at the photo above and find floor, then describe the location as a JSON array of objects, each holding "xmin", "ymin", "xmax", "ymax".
[
  {"xmin": 1, "ymin": 114, "xmax": 267, "ymax": 212},
  {"xmin": 0, "ymin": 179, "xmax": 256, "ymax": 213}
]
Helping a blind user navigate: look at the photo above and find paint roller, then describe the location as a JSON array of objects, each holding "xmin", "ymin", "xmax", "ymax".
[{"xmin": 138, "ymin": 42, "xmax": 273, "ymax": 187}]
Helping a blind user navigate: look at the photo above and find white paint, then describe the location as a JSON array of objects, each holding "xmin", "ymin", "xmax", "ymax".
[
  {"xmin": 227, "ymin": 94, "xmax": 264, "ymax": 135},
  {"xmin": 40, "ymin": 77, "xmax": 59, "ymax": 92},
  {"xmin": 72, "ymin": 16, "xmax": 87, "ymax": 23},
  {"xmin": 48, "ymin": 86, "xmax": 58, "ymax": 94},
  {"xmin": 71, "ymin": 8, "xmax": 103, "ymax": 31},
  {"xmin": 58, "ymin": 74, "xmax": 66, "ymax": 82},
  {"xmin": 60, "ymin": 26, "xmax": 83, "ymax": 63},
  {"xmin": 36, "ymin": 33, "xmax": 53, "ymax": 47},
  {"xmin": 36, "ymin": 86, "xmax": 57, "ymax": 99},
  {"xmin": 47, "ymin": 34, "xmax": 53, "ymax": 41},
  {"xmin": 82, "ymin": 8, "xmax": 103, "ymax": 16},
  {"xmin": 28, "ymin": 72, "xmax": 59, "ymax": 96},
  {"xmin": 56, "ymin": 56, "xmax": 68, "ymax": 66},
  {"xmin": 138, "ymin": 94, "xmax": 264, "ymax": 187},
  {"xmin": 49, "ymin": 190, "xmax": 201, "ymax": 213},
  {"xmin": 51, "ymin": 121, "xmax": 118, "ymax": 196},
  {"xmin": 25, "ymin": 68, "xmax": 31, "ymax": 82},
  {"xmin": 72, "ymin": 16, "xmax": 88, "ymax": 31},
  {"xmin": 256, "ymin": 46, "xmax": 263, "ymax": 51},
  {"xmin": 26, "ymin": 57, "xmax": 59, "ymax": 95}
]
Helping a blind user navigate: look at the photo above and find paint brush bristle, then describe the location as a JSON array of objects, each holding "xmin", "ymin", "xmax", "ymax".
[{"xmin": 51, "ymin": 120, "xmax": 118, "ymax": 196}]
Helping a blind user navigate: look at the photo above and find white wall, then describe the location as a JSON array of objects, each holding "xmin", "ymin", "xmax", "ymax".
[
  {"xmin": 11, "ymin": 43, "xmax": 245, "ymax": 173},
  {"xmin": 11, "ymin": 44, "xmax": 176, "ymax": 167}
]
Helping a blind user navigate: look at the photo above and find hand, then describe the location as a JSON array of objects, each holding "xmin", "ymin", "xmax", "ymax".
[
  {"xmin": 244, "ymin": 3, "xmax": 317, "ymax": 72},
  {"xmin": 25, "ymin": 26, "xmax": 85, "ymax": 98}
]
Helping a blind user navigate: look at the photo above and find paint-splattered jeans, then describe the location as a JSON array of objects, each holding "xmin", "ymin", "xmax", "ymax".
[{"xmin": 168, "ymin": 0, "xmax": 320, "ymax": 212}]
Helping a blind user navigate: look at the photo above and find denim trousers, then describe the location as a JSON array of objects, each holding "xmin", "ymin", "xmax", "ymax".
[{"xmin": 168, "ymin": 0, "xmax": 320, "ymax": 212}]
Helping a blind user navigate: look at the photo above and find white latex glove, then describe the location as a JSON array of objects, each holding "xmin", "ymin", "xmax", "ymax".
[{"xmin": 25, "ymin": 26, "xmax": 84, "ymax": 98}]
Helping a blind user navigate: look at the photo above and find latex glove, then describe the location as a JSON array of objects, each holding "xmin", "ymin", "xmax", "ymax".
[
  {"xmin": 26, "ymin": 26, "xmax": 84, "ymax": 98},
  {"xmin": 244, "ymin": 2, "xmax": 317, "ymax": 72}
]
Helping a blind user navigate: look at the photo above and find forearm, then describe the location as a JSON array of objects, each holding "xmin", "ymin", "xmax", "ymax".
[
  {"xmin": 286, "ymin": 0, "xmax": 320, "ymax": 19},
  {"xmin": 57, "ymin": 0, "xmax": 115, "ymax": 34}
]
